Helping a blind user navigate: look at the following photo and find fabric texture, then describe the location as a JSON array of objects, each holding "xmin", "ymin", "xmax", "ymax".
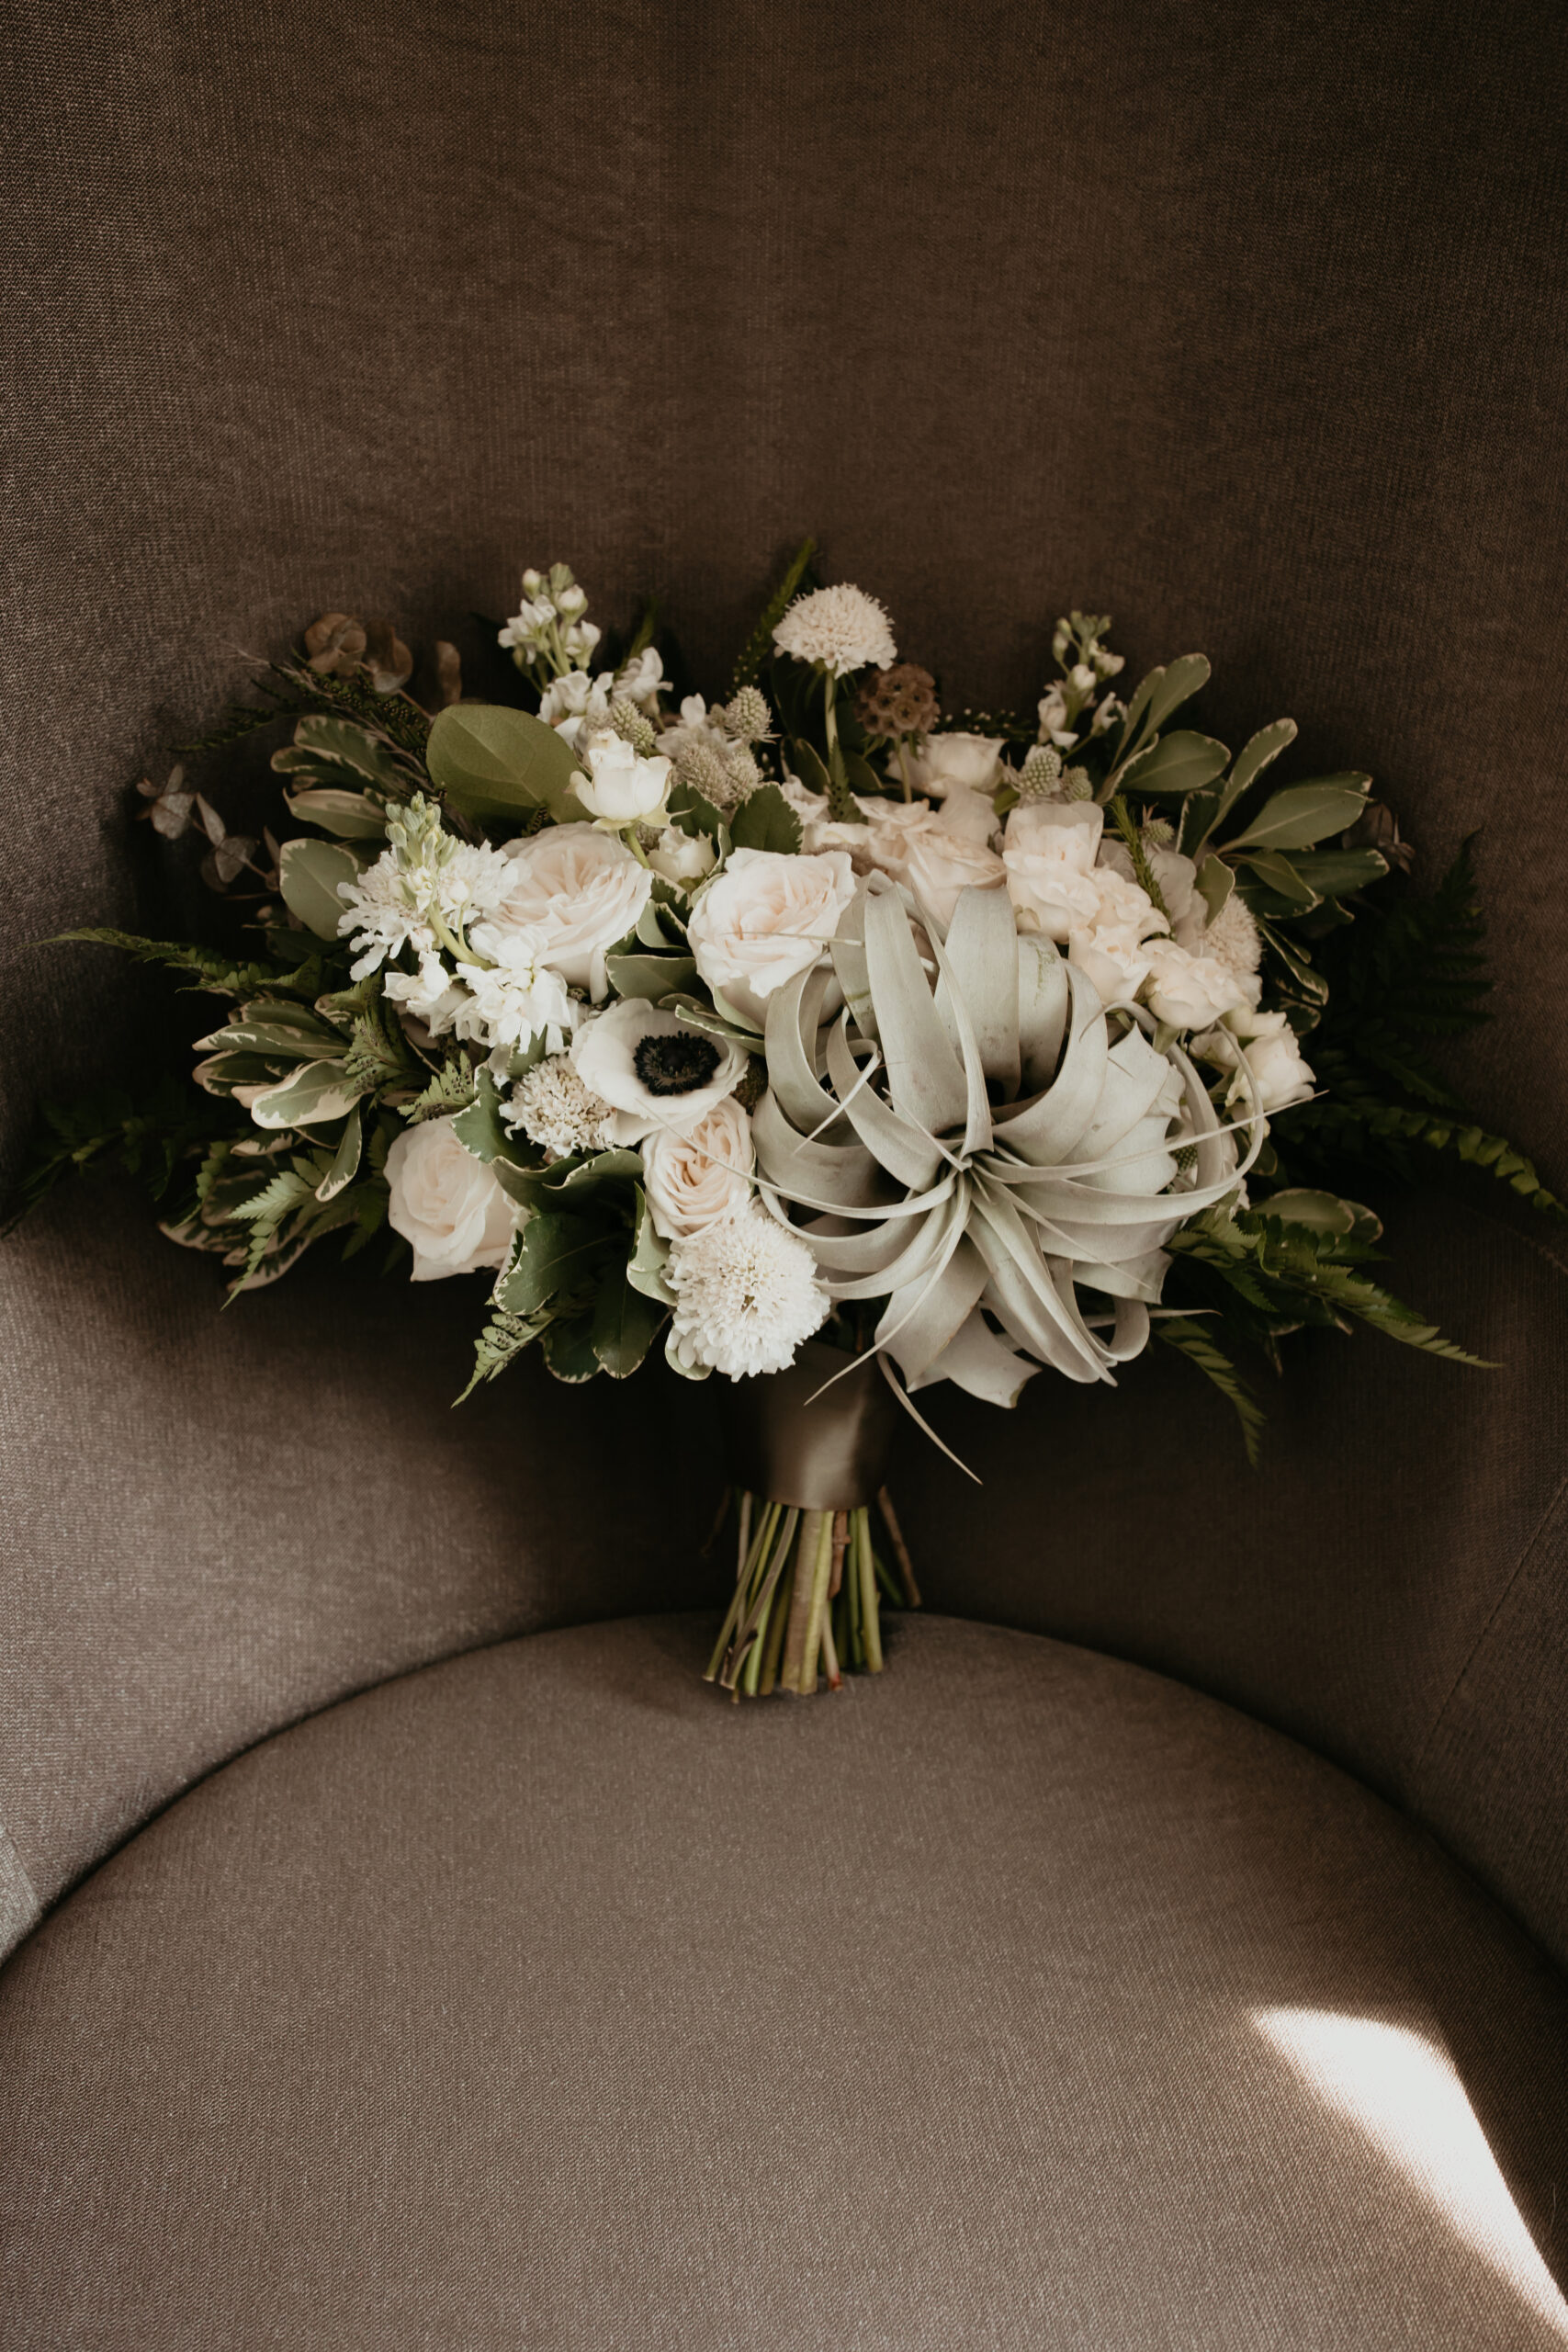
[
  {"xmin": 3, "ymin": 0, "xmax": 1567, "ymax": 1973},
  {"xmin": 3, "ymin": 1615, "xmax": 1567, "ymax": 2351}
]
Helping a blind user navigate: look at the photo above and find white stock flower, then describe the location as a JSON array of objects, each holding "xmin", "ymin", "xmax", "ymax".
[
  {"xmin": 507, "ymin": 1054, "xmax": 615, "ymax": 1159},
  {"xmin": 1141, "ymin": 939, "xmax": 1251, "ymax": 1031},
  {"xmin": 455, "ymin": 931, "xmax": 577, "ymax": 1058},
  {"xmin": 686, "ymin": 845, "xmax": 857, "ymax": 1029},
  {"xmin": 491, "ymin": 823, "xmax": 652, "ymax": 998},
  {"xmin": 1003, "ymin": 799, "xmax": 1106, "ymax": 940},
  {"xmin": 538, "ymin": 667, "xmax": 615, "ymax": 746},
  {"xmin": 1195, "ymin": 1008, "xmax": 1316, "ymax": 1114},
  {"xmin": 642, "ymin": 1095, "xmax": 755, "ymax": 1239},
  {"xmin": 573, "ymin": 728, "xmax": 672, "ymax": 826},
  {"xmin": 570, "ymin": 1000, "xmax": 747, "ymax": 1142},
  {"xmin": 1038, "ymin": 686, "xmax": 1076, "ymax": 747},
  {"xmin": 667, "ymin": 1203, "xmax": 829, "ymax": 1377},
  {"xmin": 335, "ymin": 804, "xmax": 513, "ymax": 978},
  {"xmin": 773, "ymin": 583, "xmax": 897, "ymax": 677},
  {"xmin": 898, "ymin": 731, "xmax": 1004, "ymax": 798},
  {"xmin": 385, "ymin": 1117, "xmax": 517, "ymax": 1282},
  {"xmin": 646, "ymin": 826, "xmax": 717, "ymax": 888},
  {"xmin": 615, "ymin": 647, "xmax": 665, "ymax": 711},
  {"xmin": 381, "ymin": 951, "xmax": 467, "ymax": 1035}
]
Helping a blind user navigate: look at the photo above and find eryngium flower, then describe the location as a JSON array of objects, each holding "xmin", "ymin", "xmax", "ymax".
[
  {"xmin": 773, "ymin": 583, "xmax": 897, "ymax": 677},
  {"xmin": 856, "ymin": 662, "xmax": 939, "ymax": 740},
  {"xmin": 667, "ymin": 1204, "xmax": 829, "ymax": 1378}
]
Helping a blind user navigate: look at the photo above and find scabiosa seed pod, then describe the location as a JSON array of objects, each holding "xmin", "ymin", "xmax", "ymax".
[{"xmin": 856, "ymin": 662, "xmax": 940, "ymax": 741}]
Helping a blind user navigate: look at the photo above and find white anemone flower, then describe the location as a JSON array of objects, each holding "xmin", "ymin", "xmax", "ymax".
[
  {"xmin": 570, "ymin": 1000, "xmax": 747, "ymax": 1142},
  {"xmin": 667, "ymin": 1204, "xmax": 829, "ymax": 1377},
  {"xmin": 773, "ymin": 583, "xmax": 897, "ymax": 677}
]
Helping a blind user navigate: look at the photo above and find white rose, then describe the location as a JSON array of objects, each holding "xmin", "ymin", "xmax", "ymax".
[
  {"xmin": 385, "ymin": 1117, "xmax": 517, "ymax": 1283},
  {"xmin": 686, "ymin": 845, "xmax": 856, "ymax": 1030},
  {"xmin": 491, "ymin": 822, "xmax": 652, "ymax": 999},
  {"xmin": 1196, "ymin": 1009, "xmax": 1315, "ymax": 1113},
  {"xmin": 897, "ymin": 820, "xmax": 1008, "ymax": 926},
  {"xmin": 572, "ymin": 1000, "xmax": 748, "ymax": 1141},
  {"xmin": 646, "ymin": 825, "xmax": 717, "ymax": 888},
  {"xmin": 1141, "ymin": 939, "xmax": 1251, "ymax": 1031},
  {"xmin": 931, "ymin": 784, "xmax": 998, "ymax": 846},
  {"xmin": 574, "ymin": 729, "xmax": 672, "ymax": 826},
  {"xmin": 900, "ymin": 731, "xmax": 1004, "ymax": 798},
  {"xmin": 1098, "ymin": 840, "xmax": 1199, "ymax": 926},
  {"xmin": 1067, "ymin": 868, "xmax": 1168, "ymax": 1004},
  {"xmin": 1003, "ymin": 799, "xmax": 1105, "ymax": 940},
  {"xmin": 642, "ymin": 1095, "xmax": 755, "ymax": 1238}
]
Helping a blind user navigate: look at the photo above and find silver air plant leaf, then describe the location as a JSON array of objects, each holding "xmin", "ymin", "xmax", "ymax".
[{"xmin": 751, "ymin": 878, "xmax": 1264, "ymax": 1412}]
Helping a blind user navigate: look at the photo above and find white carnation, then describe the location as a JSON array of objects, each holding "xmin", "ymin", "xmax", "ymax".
[
  {"xmin": 508, "ymin": 1054, "xmax": 615, "ymax": 1159},
  {"xmin": 667, "ymin": 1204, "xmax": 829, "ymax": 1378},
  {"xmin": 773, "ymin": 583, "xmax": 897, "ymax": 677}
]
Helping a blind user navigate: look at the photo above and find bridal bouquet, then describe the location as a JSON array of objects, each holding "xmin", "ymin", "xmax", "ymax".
[{"xmin": 16, "ymin": 544, "xmax": 1562, "ymax": 1698}]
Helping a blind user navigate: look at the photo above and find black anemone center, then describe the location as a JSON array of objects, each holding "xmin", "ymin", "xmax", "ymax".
[{"xmin": 634, "ymin": 1033, "xmax": 723, "ymax": 1097}]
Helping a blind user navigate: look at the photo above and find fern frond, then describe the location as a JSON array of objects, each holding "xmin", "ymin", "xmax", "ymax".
[
  {"xmin": 54, "ymin": 929, "xmax": 322, "ymax": 999},
  {"xmin": 1156, "ymin": 1317, "xmax": 1268, "ymax": 1464},
  {"xmin": 730, "ymin": 538, "xmax": 818, "ymax": 691}
]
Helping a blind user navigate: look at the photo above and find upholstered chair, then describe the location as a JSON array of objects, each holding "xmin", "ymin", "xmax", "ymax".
[{"xmin": 4, "ymin": 5, "xmax": 1565, "ymax": 2344}]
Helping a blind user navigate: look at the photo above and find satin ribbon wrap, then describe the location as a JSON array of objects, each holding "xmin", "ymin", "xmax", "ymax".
[
  {"xmin": 719, "ymin": 1338, "xmax": 899, "ymax": 1511},
  {"xmin": 752, "ymin": 876, "xmax": 1263, "ymax": 1409}
]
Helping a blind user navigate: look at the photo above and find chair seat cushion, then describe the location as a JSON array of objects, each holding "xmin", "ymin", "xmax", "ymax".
[{"xmin": 3, "ymin": 1613, "xmax": 1566, "ymax": 2350}]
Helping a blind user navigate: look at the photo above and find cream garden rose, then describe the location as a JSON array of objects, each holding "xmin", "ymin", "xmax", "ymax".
[
  {"xmin": 899, "ymin": 731, "xmax": 1004, "ymax": 798},
  {"xmin": 686, "ymin": 846, "xmax": 857, "ymax": 1029},
  {"xmin": 642, "ymin": 1095, "xmax": 755, "ymax": 1239},
  {"xmin": 492, "ymin": 822, "xmax": 651, "ymax": 997},
  {"xmin": 1003, "ymin": 799, "xmax": 1106, "ymax": 939},
  {"xmin": 384, "ymin": 1117, "xmax": 517, "ymax": 1282},
  {"xmin": 897, "ymin": 820, "xmax": 1007, "ymax": 925}
]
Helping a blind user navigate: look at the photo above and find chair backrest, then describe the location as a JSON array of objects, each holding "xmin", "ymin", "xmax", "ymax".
[{"xmin": 4, "ymin": 0, "xmax": 1566, "ymax": 1965}]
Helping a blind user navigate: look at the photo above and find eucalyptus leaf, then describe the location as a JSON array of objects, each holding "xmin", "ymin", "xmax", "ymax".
[
  {"xmin": 592, "ymin": 1261, "xmax": 667, "ymax": 1377},
  {"xmin": 278, "ymin": 838, "xmax": 367, "ymax": 942},
  {"xmin": 282, "ymin": 786, "xmax": 390, "ymax": 840},
  {"xmin": 605, "ymin": 952, "xmax": 700, "ymax": 1001},
  {"xmin": 499, "ymin": 1211, "xmax": 614, "ymax": 1317},
  {"xmin": 1224, "ymin": 780, "xmax": 1371, "ymax": 852},
  {"xmin": 426, "ymin": 703, "xmax": 588, "ymax": 824},
  {"xmin": 730, "ymin": 784, "xmax": 804, "ymax": 854},
  {"xmin": 1116, "ymin": 729, "xmax": 1230, "ymax": 798}
]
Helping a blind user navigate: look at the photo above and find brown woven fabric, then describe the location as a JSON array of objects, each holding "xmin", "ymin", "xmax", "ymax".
[
  {"xmin": 3, "ymin": 1616, "xmax": 1567, "ymax": 2351},
  {"xmin": 2, "ymin": 0, "xmax": 1566, "ymax": 1977}
]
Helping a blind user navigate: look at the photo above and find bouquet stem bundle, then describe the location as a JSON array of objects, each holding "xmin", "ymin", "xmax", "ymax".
[{"xmin": 705, "ymin": 1487, "xmax": 919, "ymax": 1700}]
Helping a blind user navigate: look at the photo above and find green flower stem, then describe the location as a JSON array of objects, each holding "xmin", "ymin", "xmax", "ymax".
[
  {"xmin": 624, "ymin": 826, "xmax": 652, "ymax": 869},
  {"xmin": 779, "ymin": 1510, "xmax": 823, "ymax": 1693},
  {"xmin": 798, "ymin": 1510, "xmax": 837, "ymax": 1695},
  {"xmin": 822, "ymin": 669, "xmax": 840, "ymax": 772},
  {"xmin": 759, "ymin": 1553, "xmax": 794, "ymax": 1694},
  {"xmin": 876, "ymin": 1487, "xmax": 921, "ymax": 1608},
  {"xmin": 857, "ymin": 1511, "xmax": 885, "ymax": 1674}
]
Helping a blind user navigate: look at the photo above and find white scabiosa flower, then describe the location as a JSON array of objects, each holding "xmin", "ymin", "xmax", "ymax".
[
  {"xmin": 507, "ymin": 1054, "xmax": 615, "ymax": 1159},
  {"xmin": 666, "ymin": 1204, "xmax": 829, "ymax": 1377},
  {"xmin": 773, "ymin": 583, "xmax": 897, "ymax": 677}
]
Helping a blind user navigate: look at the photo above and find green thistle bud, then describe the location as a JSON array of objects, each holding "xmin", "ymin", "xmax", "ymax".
[
  {"xmin": 722, "ymin": 684, "xmax": 773, "ymax": 744},
  {"xmin": 608, "ymin": 696, "xmax": 657, "ymax": 757},
  {"xmin": 1063, "ymin": 769, "xmax": 1094, "ymax": 802},
  {"xmin": 1016, "ymin": 744, "xmax": 1062, "ymax": 801},
  {"xmin": 1143, "ymin": 816, "xmax": 1175, "ymax": 850}
]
